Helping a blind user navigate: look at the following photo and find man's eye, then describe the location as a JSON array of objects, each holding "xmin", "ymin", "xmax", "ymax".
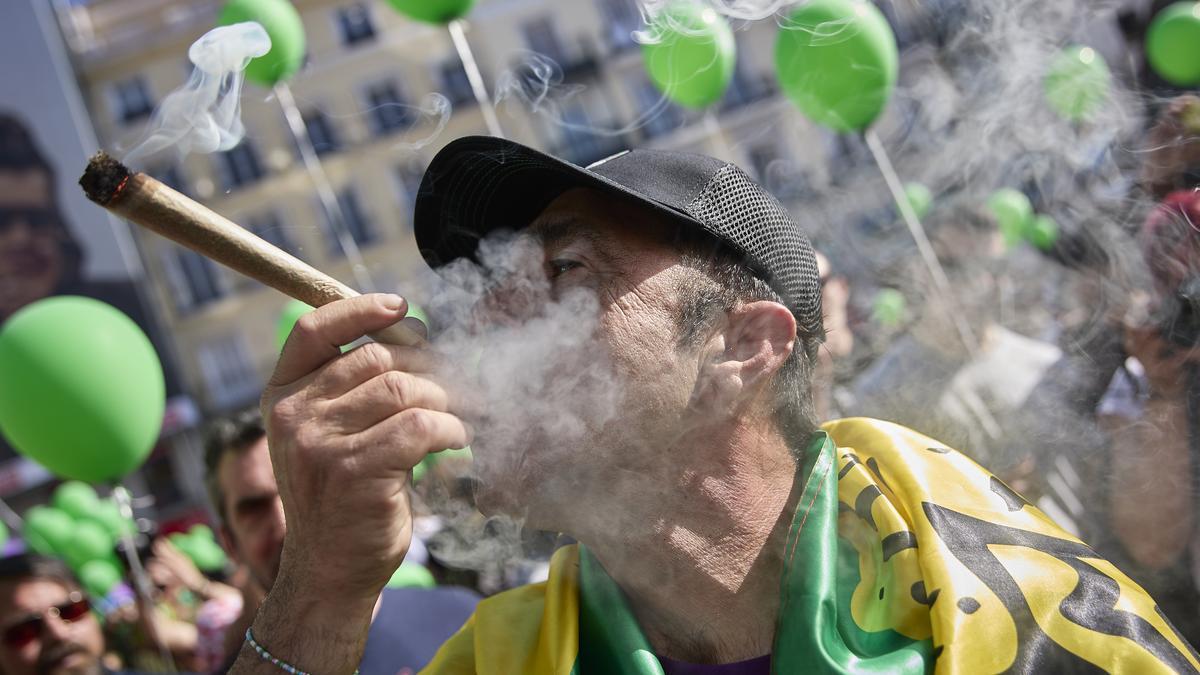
[{"xmin": 547, "ymin": 259, "xmax": 582, "ymax": 279}]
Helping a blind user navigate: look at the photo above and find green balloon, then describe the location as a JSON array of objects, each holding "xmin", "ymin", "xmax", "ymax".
[
  {"xmin": 872, "ymin": 289, "xmax": 907, "ymax": 327},
  {"xmin": 775, "ymin": 0, "xmax": 898, "ymax": 132},
  {"xmin": 276, "ymin": 299, "xmax": 314, "ymax": 352},
  {"xmin": 79, "ymin": 559, "xmax": 123, "ymax": 598},
  {"xmin": 67, "ymin": 521, "xmax": 114, "ymax": 569},
  {"xmin": 904, "ymin": 183, "xmax": 933, "ymax": 220},
  {"xmin": 385, "ymin": 0, "xmax": 476, "ymax": 24},
  {"xmin": 386, "ymin": 561, "xmax": 436, "ymax": 589},
  {"xmin": 1146, "ymin": 2, "xmax": 1200, "ymax": 86},
  {"xmin": 987, "ymin": 189, "xmax": 1034, "ymax": 248},
  {"xmin": 218, "ymin": 0, "xmax": 306, "ymax": 87},
  {"xmin": 642, "ymin": 3, "xmax": 736, "ymax": 109},
  {"xmin": 0, "ymin": 520, "xmax": 7, "ymax": 548},
  {"xmin": 189, "ymin": 524, "xmax": 215, "ymax": 542},
  {"xmin": 86, "ymin": 501, "xmax": 134, "ymax": 541},
  {"xmin": 1044, "ymin": 45, "xmax": 1111, "ymax": 122},
  {"xmin": 0, "ymin": 298, "xmax": 164, "ymax": 482},
  {"xmin": 1028, "ymin": 214, "xmax": 1060, "ymax": 250},
  {"xmin": 194, "ymin": 541, "xmax": 229, "ymax": 572},
  {"xmin": 24, "ymin": 507, "xmax": 74, "ymax": 556},
  {"xmin": 53, "ymin": 482, "xmax": 99, "ymax": 521}
]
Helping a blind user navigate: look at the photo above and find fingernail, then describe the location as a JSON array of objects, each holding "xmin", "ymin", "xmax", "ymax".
[{"xmin": 381, "ymin": 294, "xmax": 405, "ymax": 311}]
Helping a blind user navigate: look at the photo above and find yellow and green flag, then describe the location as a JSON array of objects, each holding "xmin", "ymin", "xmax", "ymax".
[{"xmin": 424, "ymin": 418, "xmax": 1200, "ymax": 674}]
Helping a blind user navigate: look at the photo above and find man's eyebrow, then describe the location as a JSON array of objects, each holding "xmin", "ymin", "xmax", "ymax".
[{"xmin": 527, "ymin": 214, "xmax": 605, "ymax": 252}]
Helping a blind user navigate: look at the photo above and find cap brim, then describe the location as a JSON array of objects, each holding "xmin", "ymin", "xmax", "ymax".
[{"xmin": 414, "ymin": 136, "xmax": 705, "ymax": 268}]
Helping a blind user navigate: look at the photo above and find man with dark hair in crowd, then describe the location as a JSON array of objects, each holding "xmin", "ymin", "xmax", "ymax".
[
  {"xmin": 0, "ymin": 554, "xmax": 107, "ymax": 675},
  {"xmin": 225, "ymin": 137, "xmax": 1195, "ymax": 673},
  {"xmin": 204, "ymin": 408, "xmax": 479, "ymax": 673}
]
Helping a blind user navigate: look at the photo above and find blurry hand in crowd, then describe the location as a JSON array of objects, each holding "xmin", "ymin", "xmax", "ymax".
[
  {"xmin": 1141, "ymin": 95, "xmax": 1200, "ymax": 198},
  {"xmin": 147, "ymin": 538, "xmax": 238, "ymax": 603},
  {"xmin": 244, "ymin": 294, "xmax": 469, "ymax": 673},
  {"xmin": 0, "ymin": 578, "xmax": 104, "ymax": 675}
]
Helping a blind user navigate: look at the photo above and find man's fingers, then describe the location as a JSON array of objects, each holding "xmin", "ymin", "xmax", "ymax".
[
  {"xmin": 271, "ymin": 295, "xmax": 411, "ymax": 387},
  {"xmin": 310, "ymin": 342, "xmax": 442, "ymax": 398},
  {"xmin": 327, "ymin": 372, "xmax": 453, "ymax": 431},
  {"xmin": 353, "ymin": 409, "xmax": 472, "ymax": 471}
]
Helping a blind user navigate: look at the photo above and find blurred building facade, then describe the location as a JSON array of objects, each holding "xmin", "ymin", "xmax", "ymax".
[{"xmin": 49, "ymin": 0, "xmax": 842, "ymax": 515}]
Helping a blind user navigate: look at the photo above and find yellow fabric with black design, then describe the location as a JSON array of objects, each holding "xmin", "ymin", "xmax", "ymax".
[{"xmin": 423, "ymin": 418, "xmax": 1200, "ymax": 674}]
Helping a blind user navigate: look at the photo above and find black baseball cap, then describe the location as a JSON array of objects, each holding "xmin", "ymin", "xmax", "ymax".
[{"xmin": 413, "ymin": 135, "xmax": 824, "ymax": 339}]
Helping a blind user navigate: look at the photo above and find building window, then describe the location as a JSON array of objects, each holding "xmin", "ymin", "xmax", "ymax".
[
  {"xmin": 522, "ymin": 17, "xmax": 567, "ymax": 64},
  {"xmin": 321, "ymin": 188, "xmax": 375, "ymax": 254},
  {"xmin": 197, "ymin": 334, "xmax": 260, "ymax": 410},
  {"xmin": 149, "ymin": 163, "xmax": 189, "ymax": 197},
  {"xmin": 302, "ymin": 109, "xmax": 340, "ymax": 156},
  {"xmin": 163, "ymin": 247, "xmax": 224, "ymax": 312},
  {"xmin": 598, "ymin": 0, "xmax": 641, "ymax": 51},
  {"xmin": 112, "ymin": 76, "xmax": 154, "ymax": 124},
  {"xmin": 439, "ymin": 59, "xmax": 475, "ymax": 108},
  {"xmin": 247, "ymin": 211, "xmax": 299, "ymax": 259},
  {"xmin": 635, "ymin": 78, "xmax": 683, "ymax": 140},
  {"xmin": 336, "ymin": 4, "xmax": 376, "ymax": 46},
  {"xmin": 364, "ymin": 81, "xmax": 416, "ymax": 136},
  {"xmin": 215, "ymin": 139, "xmax": 265, "ymax": 190},
  {"xmin": 558, "ymin": 104, "xmax": 627, "ymax": 167}
]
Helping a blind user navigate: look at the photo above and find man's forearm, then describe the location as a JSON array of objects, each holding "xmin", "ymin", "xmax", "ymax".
[{"xmin": 228, "ymin": 571, "xmax": 377, "ymax": 675}]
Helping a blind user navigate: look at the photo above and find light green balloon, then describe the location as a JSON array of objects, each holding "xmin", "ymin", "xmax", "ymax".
[
  {"xmin": 190, "ymin": 540, "xmax": 229, "ymax": 573},
  {"xmin": 218, "ymin": 0, "xmax": 306, "ymax": 87},
  {"xmin": 24, "ymin": 507, "xmax": 74, "ymax": 557},
  {"xmin": 0, "ymin": 297, "xmax": 164, "ymax": 482},
  {"xmin": 643, "ymin": 2, "xmax": 737, "ymax": 109},
  {"xmin": 387, "ymin": 561, "xmax": 436, "ymax": 588},
  {"xmin": 904, "ymin": 183, "xmax": 933, "ymax": 220},
  {"xmin": 1044, "ymin": 45, "xmax": 1111, "ymax": 122},
  {"xmin": 86, "ymin": 501, "xmax": 135, "ymax": 541},
  {"xmin": 0, "ymin": 520, "xmax": 7, "ymax": 548},
  {"xmin": 872, "ymin": 289, "xmax": 907, "ymax": 327},
  {"xmin": 53, "ymin": 482, "xmax": 100, "ymax": 521},
  {"xmin": 79, "ymin": 559, "xmax": 123, "ymax": 598},
  {"xmin": 775, "ymin": 0, "xmax": 898, "ymax": 131},
  {"xmin": 66, "ymin": 521, "xmax": 114, "ymax": 569},
  {"xmin": 385, "ymin": 0, "xmax": 476, "ymax": 24},
  {"xmin": 1146, "ymin": 2, "xmax": 1200, "ymax": 86},
  {"xmin": 1028, "ymin": 214, "xmax": 1060, "ymax": 250},
  {"xmin": 276, "ymin": 300, "xmax": 314, "ymax": 352},
  {"xmin": 988, "ymin": 189, "xmax": 1034, "ymax": 248}
]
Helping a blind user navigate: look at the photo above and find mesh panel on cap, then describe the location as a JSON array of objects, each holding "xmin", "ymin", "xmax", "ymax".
[{"xmin": 684, "ymin": 164, "xmax": 824, "ymax": 339}]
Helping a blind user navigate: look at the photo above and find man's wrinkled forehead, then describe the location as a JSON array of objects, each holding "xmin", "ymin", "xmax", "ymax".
[{"xmin": 525, "ymin": 188, "xmax": 681, "ymax": 263}]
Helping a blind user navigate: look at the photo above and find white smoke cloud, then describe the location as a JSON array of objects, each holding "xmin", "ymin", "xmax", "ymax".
[{"xmin": 123, "ymin": 22, "xmax": 270, "ymax": 165}]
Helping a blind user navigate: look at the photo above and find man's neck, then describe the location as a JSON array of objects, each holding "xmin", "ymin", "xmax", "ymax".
[{"xmin": 583, "ymin": 425, "xmax": 803, "ymax": 664}]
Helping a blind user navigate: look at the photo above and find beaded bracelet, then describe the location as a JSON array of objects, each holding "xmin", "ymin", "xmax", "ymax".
[{"xmin": 246, "ymin": 628, "xmax": 360, "ymax": 675}]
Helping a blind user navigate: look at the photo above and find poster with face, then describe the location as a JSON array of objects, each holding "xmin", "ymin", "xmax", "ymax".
[{"xmin": 0, "ymin": 0, "xmax": 186, "ymax": 499}]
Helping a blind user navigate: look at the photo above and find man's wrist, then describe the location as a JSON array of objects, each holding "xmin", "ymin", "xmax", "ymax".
[{"xmin": 235, "ymin": 570, "xmax": 378, "ymax": 675}]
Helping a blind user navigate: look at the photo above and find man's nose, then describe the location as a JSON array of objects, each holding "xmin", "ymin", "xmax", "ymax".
[{"xmin": 41, "ymin": 611, "xmax": 74, "ymax": 642}]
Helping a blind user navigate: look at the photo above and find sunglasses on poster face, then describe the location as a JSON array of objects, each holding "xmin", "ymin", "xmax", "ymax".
[{"xmin": 1, "ymin": 593, "xmax": 90, "ymax": 649}]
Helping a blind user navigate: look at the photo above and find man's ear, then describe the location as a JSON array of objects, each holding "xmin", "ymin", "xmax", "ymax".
[
  {"xmin": 689, "ymin": 301, "xmax": 796, "ymax": 414},
  {"xmin": 723, "ymin": 301, "xmax": 797, "ymax": 390}
]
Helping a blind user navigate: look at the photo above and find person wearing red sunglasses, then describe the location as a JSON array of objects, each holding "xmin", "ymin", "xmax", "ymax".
[{"xmin": 0, "ymin": 554, "xmax": 106, "ymax": 675}]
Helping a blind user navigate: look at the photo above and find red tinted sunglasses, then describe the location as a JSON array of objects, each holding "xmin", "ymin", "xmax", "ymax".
[{"xmin": 1, "ymin": 593, "xmax": 90, "ymax": 648}]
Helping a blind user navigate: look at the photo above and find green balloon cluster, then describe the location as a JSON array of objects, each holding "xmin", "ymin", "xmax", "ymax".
[
  {"xmin": 22, "ymin": 484, "xmax": 134, "ymax": 596},
  {"xmin": 987, "ymin": 189, "xmax": 1059, "ymax": 250},
  {"xmin": 903, "ymin": 183, "xmax": 933, "ymax": 220},
  {"xmin": 385, "ymin": 0, "xmax": 476, "ymax": 24},
  {"xmin": 1044, "ymin": 45, "xmax": 1111, "ymax": 122},
  {"xmin": 1145, "ymin": 2, "xmax": 1200, "ymax": 86},
  {"xmin": 171, "ymin": 525, "xmax": 228, "ymax": 573},
  {"xmin": 775, "ymin": 0, "xmax": 899, "ymax": 132},
  {"xmin": 872, "ymin": 289, "xmax": 907, "ymax": 328},
  {"xmin": 642, "ymin": 2, "xmax": 737, "ymax": 109},
  {"xmin": 0, "ymin": 297, "xmax": 165, "ymax": 483},
  {"xmin": 218, "ymin": 0, "xmax": 306, "ymax": 88}
]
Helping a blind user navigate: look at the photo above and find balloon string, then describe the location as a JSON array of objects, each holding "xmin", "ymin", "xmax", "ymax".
[
  {"xmin": 273, "ymin": 81, "xmax": 377, "ymax": 294},
  {"xmin": 112, "ymin": 485, "xmax": 178, "ymax": 673},
  {"xmin": 448, "ymin": 19, "xmax": 506, "ymax": 139},
  {"xmin": 863, "ymin": 129, "xmax": 980, "ymax": 356}
]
